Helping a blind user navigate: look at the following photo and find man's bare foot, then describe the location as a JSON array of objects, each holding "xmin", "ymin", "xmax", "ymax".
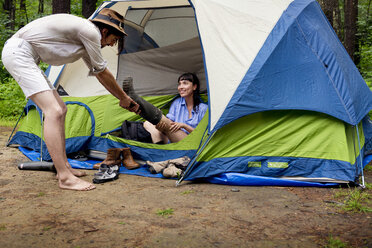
[
  {"xmin": 56, "ymin": 168, "xmax": 86, "ymax": 179},
  {"xmin": 69, "ymin": 167, "xmax": 87, "ymax": 177},
  {"xmin": 58, "ymin": 176, "xmax": 96, "ymax": 191}
]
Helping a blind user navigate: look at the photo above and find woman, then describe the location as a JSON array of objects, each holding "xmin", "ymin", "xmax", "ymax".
[{"xmin": 144, "ymin": 72, "xmax": 208, "ymax": 143}]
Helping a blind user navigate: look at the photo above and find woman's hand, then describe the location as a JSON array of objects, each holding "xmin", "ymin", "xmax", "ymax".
[{"xmin": 169, "ymin": 122, "xmax": 184, "ymax": 133}]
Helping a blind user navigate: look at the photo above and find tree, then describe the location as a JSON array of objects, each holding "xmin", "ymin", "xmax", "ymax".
[
  {"xmin": 52, "ymin": 0, "xmax": 70, "ymax": 14},
  {"xmin": 38, "ymin": 0, "xmax": 44, "ymax": 14},
  {"xmin": 82, "ymin": 0, "xmax": 97, "ymax": 18},
  {"xmin": 19, "ymin": 0, "xmax": 29, "ymax": 28},
  {"xmin": 344, "ymin": 0, "xmax": 359, "ymax": 62},
  {"xmin": 318, "ymin": 0, "xmax": 343, "ymax": 39},
  {"xmin": 3, "ymin": 0, "xmax": 15, "ymax": 30}
]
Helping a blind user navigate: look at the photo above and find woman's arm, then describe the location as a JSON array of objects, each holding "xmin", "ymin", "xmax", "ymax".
[{"xmin": 169, "ymin": 122, "xmax": 194, "ymax": 133}]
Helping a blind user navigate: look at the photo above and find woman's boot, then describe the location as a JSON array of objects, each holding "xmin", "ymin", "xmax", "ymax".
[
  {"xmin": 93, "ymin": 148, "xmax": 122, "ymax": 169},
  {"xmin": 121, "ymin": 148, "xmax": 140, "ymax": 169}
]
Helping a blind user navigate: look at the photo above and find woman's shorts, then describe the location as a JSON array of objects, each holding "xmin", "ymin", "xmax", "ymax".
[{"xmin": 1, "ymin": 38, "xmax": 54, "ymax": 98}]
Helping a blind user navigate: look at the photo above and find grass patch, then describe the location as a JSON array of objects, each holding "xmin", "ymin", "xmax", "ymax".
[
  {"xmin": 37, "ymin": 192, "xmax": 46, "ymax": 197},
  {"xmin": 324, "ymin": 235, "xmax": 348, "ymax": 248},
  {"xmin": 364, "ymin": 163, "xmax": 372, "ymax": 172},
  {"xmin": 333, "ymin": 187, "xmax": 371, "ymax": 213},
  {"xmin": 42, "ymin": 226, "xmax": 51, "ymax": 231},
  {"xmin": 118, "ymin": 222, "xmax": 126, "ymax": 225},
  {"xmin": 156, "ymin": 208, "xmax": 174, "ymax": 218},
  {"xmin": 0, "ymin": 224, "xmax": 6, "ymax": 231},
  {"xmin": 181, "ymin": 190, "xmax": 194, "ymax": 195}
]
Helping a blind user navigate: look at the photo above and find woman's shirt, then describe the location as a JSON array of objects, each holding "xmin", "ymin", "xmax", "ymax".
[{"xmin": 166, "ymin": 97, "xmax": 208, "ymax": 134}]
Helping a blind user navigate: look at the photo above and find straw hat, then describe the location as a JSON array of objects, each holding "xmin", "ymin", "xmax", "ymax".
[{"xmin": 91, "ymin": 8, "xmax": 127, "ymax": 36}]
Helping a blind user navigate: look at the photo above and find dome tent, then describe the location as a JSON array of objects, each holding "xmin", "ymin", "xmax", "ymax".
[{"xmin": 9, "ymin": 0, "xmax": 372, "ymax": 186}]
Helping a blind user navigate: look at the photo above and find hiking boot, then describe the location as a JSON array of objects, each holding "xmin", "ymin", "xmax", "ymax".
[
  {"xmin": 93, "ymin": 148, "xmax": 122, "ymax": 169},
  {"xmin": 121, "ymin": 148, "xmax": 140, "ymax": 169},
  {"xmin": 92, "ymin": 164, "xmax": 120, "ymax": 184},
  {"xmin": 122, "ymin": 77, "xmax": 163, "ymax": 126},
  {"xmin": 162, "ymin": 164, "xmax": 182, "ymax": 178},
  {"xmin": 146, "ymin": 160, "xmax": 169, "ymax": 174}
]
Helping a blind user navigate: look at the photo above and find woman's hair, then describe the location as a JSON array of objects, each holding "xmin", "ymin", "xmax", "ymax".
[{"xmin": 178, "ymin": 72, "xmax": 201, "ymax": 112}]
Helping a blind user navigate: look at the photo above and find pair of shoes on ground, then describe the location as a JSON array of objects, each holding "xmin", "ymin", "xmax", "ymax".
[
  {"xmin": 93, "ymin": 163, "xmax": 120, "ymax": 184},
  {"xmin": 93, "ymin": 147, "xmax": 139, "ymax": 184},
  {"xmin": 147, "ymin": 156, "xmax": 190, "ymax": 178}
]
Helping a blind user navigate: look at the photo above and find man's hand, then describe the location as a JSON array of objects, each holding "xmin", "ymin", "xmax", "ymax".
[{"xmin": 120, "ymin": 96, "xmax": 141, "ymax": 114}]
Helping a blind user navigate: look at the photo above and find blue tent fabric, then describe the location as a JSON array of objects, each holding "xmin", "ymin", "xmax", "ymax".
[
  {"xmin": 18, "ymin": 147, "xmax": 357, "ymax": 187},
  {"xmin": 185, "ymin": 155, "xmax": 361, "ymax": 183},
  {"xmin": 203, "ymin": 173, "xmax": 339, "ymax": 187},
  {"xmin": 212, "ymin": 0, "xmax": 372, "ymax": 132}
]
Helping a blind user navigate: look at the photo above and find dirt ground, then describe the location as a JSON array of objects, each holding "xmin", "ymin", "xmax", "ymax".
[{"xmin": 0, "ymin": 126, "xmax": 371, "ymax": 248}]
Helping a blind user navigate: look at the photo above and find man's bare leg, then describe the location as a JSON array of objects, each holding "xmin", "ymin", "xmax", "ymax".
[
  {"xmin": 52, "ymin": 91, "xmax": 86, "ymax": 177},
  {"xmin": 30, "ymin": 90, "xmax": 95, "ymax": 191}
]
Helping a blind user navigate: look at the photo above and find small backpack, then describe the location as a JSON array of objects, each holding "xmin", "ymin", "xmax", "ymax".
[{"xmin": 121, "ymin": 121, "xmax": 152, "ymax": 143}]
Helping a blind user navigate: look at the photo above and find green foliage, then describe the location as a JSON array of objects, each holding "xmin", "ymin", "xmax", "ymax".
[
  {"xmin": 181, "ymin": 190, "xmax": 195, "ymax": 195},
  {"xmin": 359, "ymin": 44, "xmax": 372, "ymax": 87},
  {"xmin": 324, "ymin": 234, "xmax": 348, "ymax": 248},
  {"xmin": 0, "ymin": 77, "xmax": 26, "ymax": 121},
  {"xmin": 357, "ymin": 0, "xmax": 372, "ymax": 82},
  {"xmin": 333, "ymin": 187, "xmax": 372, "ymax": 213},
  {"xmin": 0, "ymin": 0, "xmax": 106, "ymax": 121},
  {"xmin": 156, "ymin": 208, "xmax": 174, "ymax": 218}
]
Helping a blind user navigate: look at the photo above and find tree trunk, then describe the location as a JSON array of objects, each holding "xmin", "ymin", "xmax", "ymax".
[
  {"xmin": 52, "ymin": 0, "xmax": 71, "ymax": 14},
  {"xmin": 3, "ymin": 0, "xmax": 16, "ymax": 30},
  {"xmin": 19, "ymin": 0, "xmax": 29, "ymax": 28},
  {"xmin": 318, "ymin": 0, "xmax": 343, "ymax": 41},
  {"xmin": 344, "ymin": 0, "xmax": 358, "ymax": 61},
  {"xmin": 82, "ymin": 0, "xmax": 97, "ymax": 18},
  {"xmin": 38, "ymin": 0, "xmax": 44, "ymax": 14}
]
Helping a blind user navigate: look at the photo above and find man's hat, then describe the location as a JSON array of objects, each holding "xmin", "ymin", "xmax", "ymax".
[{"xmin": 91, "ymin": 8, "xmax": 127, "ymax": 36}]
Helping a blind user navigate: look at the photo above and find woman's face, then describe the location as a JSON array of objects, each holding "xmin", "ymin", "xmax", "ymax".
[{"xmin": 178, "ymin": 79, "xmax": 197, "ymax": 98}]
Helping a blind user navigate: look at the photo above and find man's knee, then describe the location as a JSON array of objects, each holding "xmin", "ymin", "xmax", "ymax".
[{"xmin": 45, "ymin": 104, "xmax": 67, "ymax": 121}]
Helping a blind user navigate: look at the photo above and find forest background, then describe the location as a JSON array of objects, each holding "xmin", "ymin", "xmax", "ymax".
[{"xmin": 0, "ymin": 0, "xmax": 371, "ymax": 125}]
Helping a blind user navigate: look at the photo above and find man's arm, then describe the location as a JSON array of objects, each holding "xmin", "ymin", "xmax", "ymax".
[{"xmin": 96, "ymin": 68, "xmax": 140, "ymax": 113}]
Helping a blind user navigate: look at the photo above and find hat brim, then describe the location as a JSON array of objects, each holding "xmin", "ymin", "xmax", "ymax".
[{"xmin": 91, "ymin": 19, "xmax": 127, "ymax": 36}]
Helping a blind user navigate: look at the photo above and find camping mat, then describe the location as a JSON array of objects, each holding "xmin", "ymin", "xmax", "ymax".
[{"xmin": 19, "ymin": 147, "xmax": 372, "ymax": 187}]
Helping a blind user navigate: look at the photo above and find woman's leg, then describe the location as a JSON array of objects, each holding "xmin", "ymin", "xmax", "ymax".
[
  {"xmin": 30, "ymin": 90, "xmax": 95, "ymax": 191},
  {"xmin": 156, "ymin": 116, "xmax": 187, "ymax": 143},
  {"xmin": 143, "ymin": 121, "xmax": 168, "ymax": 144}
]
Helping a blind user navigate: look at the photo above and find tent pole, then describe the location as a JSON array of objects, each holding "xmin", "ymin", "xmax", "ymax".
[
  {"xmin": 6, "ymin": 111, "xmax": 24, "ymax": 147},
  {"xmin": 176, "ymin": 131, "xmax": 216, "ymax": 186},
  {"xmin": 355, "ymin": 125, "xmax": 365, "ymax": 188},
  {"xmin": 40, "ymin": 112, "xmax": 44, "ymax": 161}
]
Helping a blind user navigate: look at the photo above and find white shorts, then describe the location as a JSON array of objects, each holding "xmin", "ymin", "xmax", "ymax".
[{"xmin": 1, "ymin": 38, "xmax": 54, "ymax": 98}]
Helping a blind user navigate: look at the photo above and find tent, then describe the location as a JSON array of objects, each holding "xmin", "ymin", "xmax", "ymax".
[{"xmin": 8, "ymin": 0, "xmax": 372, "ymax": 186}]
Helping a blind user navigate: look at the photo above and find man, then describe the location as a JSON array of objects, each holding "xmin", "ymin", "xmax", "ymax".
[{"xmin": 2, "ymin": 9, "xmax": 140, "ymax": 191}]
